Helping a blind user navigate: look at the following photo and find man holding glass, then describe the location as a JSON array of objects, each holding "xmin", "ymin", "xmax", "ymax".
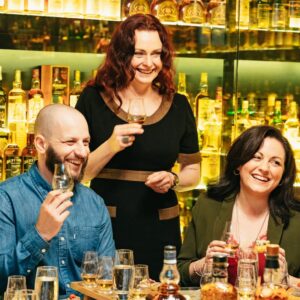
[{"xmin": 0, "ymin": 104, "xmax": 115, "ymax": 298}]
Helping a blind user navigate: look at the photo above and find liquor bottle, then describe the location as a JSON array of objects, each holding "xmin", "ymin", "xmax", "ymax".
[
  {"xmin": 257, "ymin": 0, "xmax": 271, "ymax": 29},
  {"xmin": 265, "ymin": 93, "xmax": 276, "ymax": 125},
  {"xmin": 208, "ymin": 0, "xmax": 226, "ymax": 26},
  {"xmin": 235, "ymin": 99, "xmax": 252, "ymax": 138},
  {"xmin": 272, "ymin": 100, "xmax": 284, "ymax": 132},
  {"xmin": 3, "ymin": 132, "xmax": 22, "ymax": 180},
  {"xmin": 214, "ymin": 80, "xmax": 223, "ymax": 122},
  {"xmin": 271, "ymin": 0, "xmax": 286, "ymax": 29},
  {"xmin": 21, "ymin": 132, "xmax": 37, "ymax": 173},
  {"xmin": 7, "ymin": 70, "xmax": 27, "ymax": 151},
  {"xmin": 249, "ymin": 0, "xmax": 258, "ymax": 29},
  {"xmin": 64, "ymin": 0, "xmax": 83, "ymax": 16},
  {"xmin": 7, "ymin": 0, "xmax": 24, "ymax": 11},
  {"xmin": 177, "ymin": 72, "xmax": 194, "ymax": 112},
  {"xmin": 47, "ymin": 0, "xmax": 63, "ymax": 14},
  {"xmin": 69, "ymin": 70, "xmax": 82, "ymax": 108},
  {"xmin": 195, "ymin": 72, "xmax": 211, "ymax": 147},
  {"xmin": 0, "ymin": 66, "xmax": 7, "ymax": 130},
  {"xmin": 201, "ymin": 254, "xmax": 237, "ymax": 300},
  {"xmin": 26, "ymin": 0, "xmax": 44, "ymax": 12},
  {"xmin": 236, "ymin": 0, "xmax": 250, "ymax": 27},
  {"xmin": 99, "ymin": 0, "xmax": 121, "ymax": 20},
  {"xmin": 179, "ymin": 0, "xmax": 206, "ymax": 24},
  {"xmin": 151, "ymin": 0, "xmax": 179, "ymax": 22},
  {"xmin": 284, "ymin": 101, "xmax": 299, "ymax": 144},
  {"xmin": 52, "ymin": 67, "xmax": 66, "ymax": 104},
  {"xmin": 85, "ymin": 0, "xmax": 100, "ymax": 17},
  {"xmin": 122, "ymin": 0, "xmax": 150, "ymax": 19},
  {"xmin": 200, "ymin": 100, "xmax": 221, "ymax": 185},
  {"xmin": 152, "ymin": 245, "xmax": 186, "ymax": 300}
]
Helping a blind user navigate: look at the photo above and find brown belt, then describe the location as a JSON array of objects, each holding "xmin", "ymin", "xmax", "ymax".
[{"xmin": 97, "ymin": 168, "xmax": 156, "ymax": 182}]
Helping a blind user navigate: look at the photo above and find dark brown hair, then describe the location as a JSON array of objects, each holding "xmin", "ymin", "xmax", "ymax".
[
  {"xmin": 207, "ymin": 125, "xmax": 299, "ymax": 227},
  {"xmin": 89, "ymin": 14, "xmax": 175, "ymax": 106}
]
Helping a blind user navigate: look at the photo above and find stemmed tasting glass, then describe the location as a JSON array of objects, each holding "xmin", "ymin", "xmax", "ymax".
[
  {"xmin": 52, "ymin": 163, "xmax": 74, "ymax": 193},
  {"xmin": 129, "ymin": 264, "xmax": 150, "ymax": 299},
  {"xmin": 113, "ymin": 249, "xmax": 135, "ymax": 297},
  {"xmin": 81, "ymin": 251, "xmax": 99, "ymax": 288},
  {"xmin": 35, "ymin": 266, "xmax": 59, "ymax": 300},
  {"xmin": 6, "ymin": 275, "xmax": 27, "ymax": 292},
  {"xmin": 96, "ymin": 256, "xmax": 114, "ymax": 293},
  {"xmin": 127, "ymin": 98, "xmax": 146, "ymax": 125}
]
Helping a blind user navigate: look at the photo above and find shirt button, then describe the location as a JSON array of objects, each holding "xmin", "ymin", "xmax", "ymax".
[
  {"xmin": 27, "ymin": 270, "xmax": 31, "ymax": 273},
  {"xmin": 60, "ymin": 237, "xmax": 65, "ymax": 241},
  {"xmin": 61, "ymin": 260, "xmax": 65, "ymax": 265},
  {"xmin": 41, "ymin": 249, "xmax": 46, "ymax": 253},
  {"xmin": 66, "ymin": 284, "xmax": 70, "ymax": 288}
]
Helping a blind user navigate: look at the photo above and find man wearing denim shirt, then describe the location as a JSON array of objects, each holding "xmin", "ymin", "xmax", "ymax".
[{"xmin": 0, "ymin": 104, "xmax": 115, "ymax": 298}]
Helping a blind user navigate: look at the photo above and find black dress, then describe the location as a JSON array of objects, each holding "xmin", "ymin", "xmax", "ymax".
[{"xmin": 76, "ymin": 86, "xmax": 200, "ymax": 280}]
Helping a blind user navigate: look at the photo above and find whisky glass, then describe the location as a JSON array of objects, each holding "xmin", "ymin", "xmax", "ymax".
[
  {"xmin": 200, "ymin": 260, "xmax": 213, "ymax": 288},
  {"xmin": 235, "ymin": 264, "xmax": 256, "ymax": 299},
  {"xmin": 238, "ymin": 246, "xmax": 259, "ymax": 282},
  {"xmin": 35, "ymin": 266, "xmax": 59, "ymax": 300},
  {"xmin": 81, "ymin": 251, "xmax": 99, "ymax": 288},
  {"xmin": 52, "ymin": 163, "xmax": 74, "ymax": 193},
  {"xmin": 6, "ymin": 275, "xmax": 27, "ymax": 292},
  {"xmin": 113, "ymin": 249, "xmax": 134, "ymax": 296},
  {"xmin": 96, "ymin": 256, "xmax": 114, "ymax": 293},
  {"xmin": 129, "ymin": 264, "xmax": 150, "ymax": 299},
  {"xmin": 127, "ymin": 98, "xmax": 146, "ymax": 125},
  {"xmin": 221, "ymin": 221, "xmax": 239, "ymax": 254}
]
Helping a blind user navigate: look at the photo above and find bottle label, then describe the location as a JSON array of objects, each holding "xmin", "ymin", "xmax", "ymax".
[
  {"xmin": 129, "ymin": 0, "xmax": 150, "ymax": 15},
  {"xmin": 5, "ymin": 156, "xmax": 22, "ymax": 179},
  {"xmin": 23, "ymin": 156, "xmax": 36, "ymax": 173},
  {"xmin": 7, "ymin": 101, "xmax": 26, "ymax": 122},
  {"xmin": 157, "ymin": 1, "xmax": 178, "ymax": 22}
]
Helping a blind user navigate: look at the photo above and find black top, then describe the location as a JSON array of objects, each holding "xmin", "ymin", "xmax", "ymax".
[{"xmin": 76, "ymin": 86, "xmax": 200, "ymax": 280}]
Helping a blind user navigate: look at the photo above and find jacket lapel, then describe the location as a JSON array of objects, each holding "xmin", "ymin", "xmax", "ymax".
[{"xmin": 267, "ymin": 215, "xmax": 284, "ymax": 244}]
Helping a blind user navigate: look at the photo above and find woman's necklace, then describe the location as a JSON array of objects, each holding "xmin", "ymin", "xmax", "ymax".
[{"xmin": 234, "ymin": 201, "xmax": 269, "ymax": 247}]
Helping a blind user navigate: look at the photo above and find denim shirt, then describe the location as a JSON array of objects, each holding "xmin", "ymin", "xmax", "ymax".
[{"xmin": 0, "ymin": 163, "xmax": 115, "ymax": 298}]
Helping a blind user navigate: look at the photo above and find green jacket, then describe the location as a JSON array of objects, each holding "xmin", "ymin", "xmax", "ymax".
[{"xmin": 177, "ymin": 194, "xmax": 300, "ymax": 286}]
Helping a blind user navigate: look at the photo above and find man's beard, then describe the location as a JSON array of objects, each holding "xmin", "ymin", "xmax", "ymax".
[{"xmin": 45, "ymin": 145, "xmax": 87, "ymax": 184}]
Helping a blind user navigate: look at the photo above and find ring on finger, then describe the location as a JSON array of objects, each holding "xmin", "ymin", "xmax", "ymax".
[{"xmin": 121, "ymin": 135, "xmax": 130, "ymax": 144}]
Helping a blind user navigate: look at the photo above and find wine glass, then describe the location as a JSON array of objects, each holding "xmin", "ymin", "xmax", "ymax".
[
  {"xmin": 35, "ymin": 266, "xmax": 59, "ymax": 300},
  {"xmin": 52, "ymin": 163, "xmax": 74, "ymax": 192},
  {"xmin": 113, "ymin": 249, "xmax": 135, "ymax": 296},
  {"xmin": 81, "ymin": 251, "xmax": 99, "ymax": 288},
  {"xmin": 6, "ymin": 275, "xmax": 27, "ymax": 292},
  {"xmin": 127, "ymin": 98, "xmax": 146, "ymax": 125},
  {"xmin": 96, "ymin": 256, "xmax": 114, "ymax": 293},
  {"xmin": 129, "ymin": 264, "xmax": 150, "ymax": 299}
]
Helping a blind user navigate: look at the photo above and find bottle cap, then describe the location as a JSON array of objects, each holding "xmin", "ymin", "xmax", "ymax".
[
  {"xmin": 164, "ymin": 245, "xmax": 176, "ymax": 261},
  {"xmin": 266, "ymin": 244, "xmax": 279, "ymax": 256},
  {"xmin": 213, "ymin": 253, "xmax": 228, "ymax": 263}
]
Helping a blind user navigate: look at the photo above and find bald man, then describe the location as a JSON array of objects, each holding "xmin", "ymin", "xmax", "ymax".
[{"xmin": 0, "ymin": 104, "xmax": 115, "ymax": 298}]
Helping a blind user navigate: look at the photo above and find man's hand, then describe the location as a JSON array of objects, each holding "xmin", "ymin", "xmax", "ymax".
[{"xmin": 36, "ymin": 190, "xmax": 73, "ymax": 241}]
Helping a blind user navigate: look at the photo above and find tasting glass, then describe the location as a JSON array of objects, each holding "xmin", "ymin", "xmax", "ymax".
[
  {"xmin": 221, "ymin": 221, "xmax": 239, "ymax": 255},
  {"xmin": 5, "ymin": 289, "xmax": 38, "ymax": 300},
  {"xmin": 81, "ymin": 251, "xmax": 99, "ymax": 288},
  {"xmin": 113, "ymin": 249, "xmax": 135, "ymax": 296},
  {"xmin": 200, "ymin": 259, "xmax": 213, "ymax": 288},
  {"xmin": 52, "ymin": 163, "xmax": 74, "ymax": 193},
  {"xmin": 235, "ymin": 264, "xmax": 257, "ymax": 300},
  {"xmin": 238, "ymin": 246, "xmax": 259, "ymax": 282},
  {"xmin": 96, "ymin": 256, "xmax": 114, "ymax": 293},
  {"xmin": 6, "ymin": 275, "xmax": 27, "ymax": 292},
  {"xmin": 35, "ymin": 266, "xmax": 58, "ymax": 300},
  {"xmin": 129, "ymin": 264, "xmax": 150, "ymax": 299},
  {"xmin": 127, "ymin": 98, "xmax": 146, "ymax": 125}
]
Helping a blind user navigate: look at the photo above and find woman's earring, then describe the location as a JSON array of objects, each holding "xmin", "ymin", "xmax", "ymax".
[{"xmin": 233, "ymin": 169, "xmax": 240, "ymax": 176}]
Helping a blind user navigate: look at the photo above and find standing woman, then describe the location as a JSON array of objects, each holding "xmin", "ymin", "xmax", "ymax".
[{"xmin": 76, "ymin": 14, "xmax": 200, "ymax": 279}]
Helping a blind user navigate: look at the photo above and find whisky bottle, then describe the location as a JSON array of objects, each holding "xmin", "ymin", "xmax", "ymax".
[
  {"xmin": 257, "ymin": 0, "xmax": 271, "ymax": 29},
  {"xmin": 249, "ymin": 0, "xmax": 258, "ymax": 29},
  {"xmin": 271, "ymin": 0, "xmax": 286, "ymax": 29},
  {"xmin": 236, "ymin": 0, "xmax": 250, "ymax": 27},
  {"xmin": 122, "ymin": 0, "xmax": 150, "ymax": 18},
  {"xmin": 272, "ymin": 100, "xmax": 284, "ymax": 132},
  {"xmin": 179, "ymin": 0, "xmax": 205, "ymax": 24},
  {"xmin": 0, "ymin": 0, "xmax": 6, "ymax": 11},
  {"xmin": 201, "ymin": 254, "xmax": 237, "ymax": 300},
  {"xmin": 21, "ymin": 132, "xmax": 37, "ymax": 173},
  {"xmin": 284, "ymin": 101, "xmax": 299, "ymax": 144},
  {"xmin": 47, "ymin": 0, "xmax": 63, "ymax": 14},
  {"xmin": 27, "ymin": 0, "xmax": 44, "ymax": 12},
  {"xmin": 177, "ymin": 73, "xmax": 194, "ymax": 112},
  {"xmin": 69, "ymin": 70, "xmax": 82, "ymax": 108},
  {"xmin": 235, "ymin": 99, "xmax": 252, "ymax": 138},
  {"xmin": 64, "ymin": 0, "xmax": 83, "ymax": 16},
  {"xmin": 151, "ymin": 0, "xmax": 179, "ymax": 22},
  {"xmin": 195, "ymin": 72, "xmax": 211, "ymax": 147},
  {"xmin": 7, "ymin": 0, "xmax": 24, "ymax": 11},
  {"xmin": 152, "ymin": 245, "xmax": 186, "ymax": 300},
  {"xmin": 265, "ymin": 93, "xmax": 276, "ymax": 125},
  {"xmin": 7, "ymin": 70, "xmax": 27, "ymax": 151},
  {"xmin": 208, "ymin": 0, "xmax": 226, "ymax": 26},
  {"xmin": 52, "ymin": 67, "xmax": 66, "ymax": 104},
  {"xmin": 200, "ymin": 100, "xmax": 221, "ymax": 185},
  {"xmin": 3, "ymin": 132, "xmax": 22, "ymax": 180},
  {"xmin": 99, "ymin": 0, "xmax": 121, "ymax": 20}
]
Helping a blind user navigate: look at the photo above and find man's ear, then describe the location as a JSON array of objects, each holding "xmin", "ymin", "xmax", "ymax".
[{"xmin": 34, "ymin": 134, "xmax": 48, "ymax": 154}]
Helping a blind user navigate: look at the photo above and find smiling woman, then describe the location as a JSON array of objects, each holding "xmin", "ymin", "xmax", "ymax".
[
  {"xmin": 76, "ymin": 14, "xmax": 201, "ymax": 280},
  {"xmin": 178, "ymin": 125, "xmax": 300, "ymax": 287}
]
